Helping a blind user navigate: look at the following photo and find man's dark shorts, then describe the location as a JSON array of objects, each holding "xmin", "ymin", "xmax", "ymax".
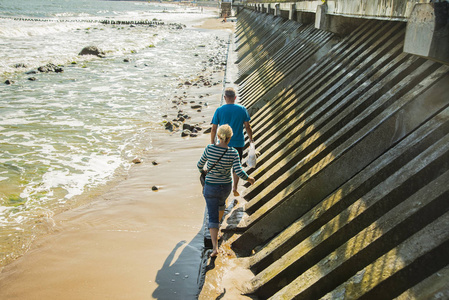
[{"xmin": 234, "ymin": 147, "xmax": 243, "ymax": 161}]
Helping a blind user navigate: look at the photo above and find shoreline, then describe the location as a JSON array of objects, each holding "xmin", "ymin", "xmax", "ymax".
[{"xmin": 0, "ymin": 16, "xmax": 235, "ymax": 299}]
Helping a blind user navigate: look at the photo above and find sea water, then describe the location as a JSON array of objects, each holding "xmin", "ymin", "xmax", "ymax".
[{"xmin": 0, "ymin": 0, "xmax": 227, "ymax": 266}]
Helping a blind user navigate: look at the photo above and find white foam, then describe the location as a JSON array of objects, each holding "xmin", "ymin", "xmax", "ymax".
[{"xmin": 51, "ymin": 120, "xmax": 85, "ymax": 127}]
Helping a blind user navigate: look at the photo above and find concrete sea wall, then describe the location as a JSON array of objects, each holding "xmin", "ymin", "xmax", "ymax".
[{"xmin": 200, "ymin": 3, "xmax": 449, "ymax": 299}]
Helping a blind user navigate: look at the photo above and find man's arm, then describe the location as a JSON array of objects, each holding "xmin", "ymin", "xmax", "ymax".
[
  {"xmin": 244, "ymin": 121, "xmax": 254, "ymax": 143},
  {"xmin": 210, "ymin": 124, "xmax": 218, "ymax": 144}
]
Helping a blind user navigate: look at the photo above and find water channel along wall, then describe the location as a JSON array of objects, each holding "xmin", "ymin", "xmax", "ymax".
[{"xmin": 199, "ymin": 5, "xmax": 449, "ymax": 300}]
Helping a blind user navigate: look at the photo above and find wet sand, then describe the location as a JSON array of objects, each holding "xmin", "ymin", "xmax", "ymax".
[{"xmin": 0, "ymin": 17, "xmax": 236, "ymax": 300}]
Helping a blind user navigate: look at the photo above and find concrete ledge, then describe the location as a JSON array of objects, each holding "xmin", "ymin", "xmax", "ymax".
[
  {"xmin": 245, "ymin": 0, "xmax": 421, "ymax": 21},
  {"xmin": 404, "ymin": 3, "xmax": 449, "ymax": 65}
]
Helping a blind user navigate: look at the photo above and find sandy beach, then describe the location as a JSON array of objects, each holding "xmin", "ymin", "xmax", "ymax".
[{"xmin": 0, "ymin": 16, "xmax": 236, "ymax": 300}]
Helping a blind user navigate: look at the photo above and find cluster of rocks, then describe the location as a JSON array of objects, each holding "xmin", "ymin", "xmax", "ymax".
[
  {"xmin": 161, "ymin": 38, "xmax": 229, "ymax": 137},
  {"xmin": 181, "ymin": 123, "xmax": 203, "ymax": 137},
  {"xmin": 21, "ymin": 62, "xmax": 64, "ymax": 75},
  {"xmin": 204, "ymin": 37, "xmax": 228, "ymax": 72},
  {"xmin": 4, "ymin": 63, "xmax": 65, "ymax": 84},
  {"xmin": 178, "ymin": 75, "xmax": 220, "ymax": 88},
  {"xmin": 4, "ymin": 46, "xmax": 107, "ymax": 84},
  {"xmin": 37, "ymin": 63, "xmax": 64, "ymax": 73},
  {"xmin": 163, "ymin": 93, "xmax": 211, "ymax": 137},
  {"xmin": 164, "ymin": 117, "xmax": 203, "ymax": 138}
]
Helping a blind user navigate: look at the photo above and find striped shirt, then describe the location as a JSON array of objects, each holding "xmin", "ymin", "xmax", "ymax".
[{"xmin": 197, "ymin": 144, "xmax": 249, "ymax": 185}]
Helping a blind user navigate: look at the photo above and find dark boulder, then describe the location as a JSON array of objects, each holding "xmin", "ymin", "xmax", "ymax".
[
  {"xmin": 79, "ymin": 46, "xmax": 105, "ymax": 58},
  {"xmin": 38, "ymin": 63, "xmax": 63, "ymax": 73}
]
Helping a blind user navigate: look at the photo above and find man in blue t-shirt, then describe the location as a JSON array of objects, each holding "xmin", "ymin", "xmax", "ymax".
[{"xmin": 211, "ymin": 87, "xmax": 254, "ymax": 196}]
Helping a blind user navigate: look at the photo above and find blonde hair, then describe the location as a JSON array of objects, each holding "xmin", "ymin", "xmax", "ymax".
[{"xmin": 217, "ymin": 124, "xmax": 233, "ymax": 142}]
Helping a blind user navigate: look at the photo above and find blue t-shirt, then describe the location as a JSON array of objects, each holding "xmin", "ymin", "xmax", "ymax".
[{"xmin": 211, "ymin": 104, "xmax": 251, "ymax": 148}]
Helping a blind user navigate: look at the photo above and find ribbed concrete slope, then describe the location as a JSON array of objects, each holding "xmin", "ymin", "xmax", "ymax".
[
  {"xmin": 220, "ymin": 8, "xmax": 449, "ymax": 300},
  {"xmin": 234, "ymin": 10, "xmax": 337, "ymax": 114}
]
